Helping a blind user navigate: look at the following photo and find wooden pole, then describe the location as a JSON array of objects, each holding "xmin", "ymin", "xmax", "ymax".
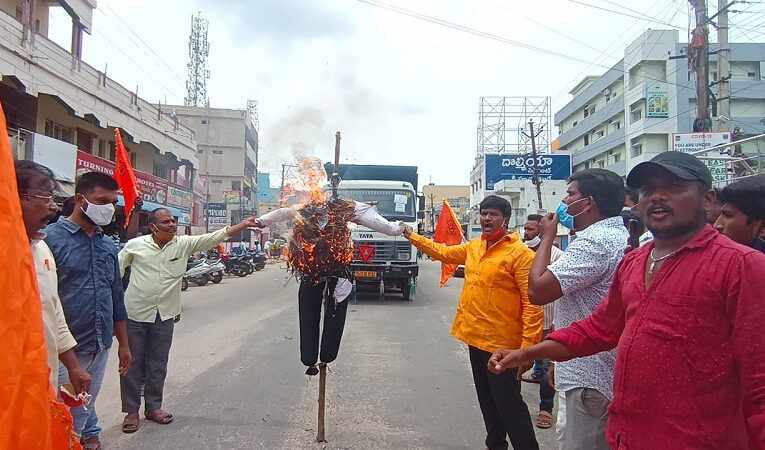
[
  {"xmin": 331, "ymin": 131, "xmax": 341, "ymax": 200},
  {"xmin": 316, "ymin": 363, "xmax": 327, "ymax": 443}
]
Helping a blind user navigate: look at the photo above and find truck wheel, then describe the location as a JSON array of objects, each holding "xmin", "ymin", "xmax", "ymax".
[{"xmin": 403, "ymin": 278, "xmax": 414, "ymax": 301}]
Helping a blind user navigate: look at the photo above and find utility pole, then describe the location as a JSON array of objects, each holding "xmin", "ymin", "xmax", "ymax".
[
  {"xmin": 715, "ymin": 0, "xmax": 731, "ymax": 133},
  {"xmin": 522, "ymin": 120, "xmax": 544, "ymax": 211},
  {"xmin": 429, "ymin": 192, "xmax": 436, "ymax": 232},
  {"xmin": 690, "ymin": 0, "xmax": 711, "ymax": 132},
  {"xmin": 279, "ymin": 163, "xmax": 298, "ymax": 207}
]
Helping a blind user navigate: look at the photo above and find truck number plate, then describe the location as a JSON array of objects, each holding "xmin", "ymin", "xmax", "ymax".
[{"xmin": 354, "ymin": 271, "xmax": 377, "ymax": 279}]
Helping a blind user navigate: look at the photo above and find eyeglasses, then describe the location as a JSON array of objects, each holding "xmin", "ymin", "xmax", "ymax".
[{"xmin": 21, "ymin": 192, "xmax": 56, "ymax": 204}]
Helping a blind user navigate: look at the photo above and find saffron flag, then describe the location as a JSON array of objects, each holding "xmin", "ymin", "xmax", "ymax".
[
  {"xmin": 433, "ymin": 200, "xmax": 464, "ymax": 287},
  {"xmin": 113, "ymin": 128, "xmax": 140, "ymax": 228},
  {"xmin": 0, "ymin": 102, "xmax": 80, "ymax": 449}
]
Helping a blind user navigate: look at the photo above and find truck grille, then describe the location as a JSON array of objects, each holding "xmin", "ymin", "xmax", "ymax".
[{"xmin": 353, "ymin": 240, "xmax": 411, "ymax": 262}]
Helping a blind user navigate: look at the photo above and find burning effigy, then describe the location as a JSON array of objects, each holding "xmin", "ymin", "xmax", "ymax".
[{"xmin": 254, "ymin": 133, "xmax": 404, "ymax": 443}]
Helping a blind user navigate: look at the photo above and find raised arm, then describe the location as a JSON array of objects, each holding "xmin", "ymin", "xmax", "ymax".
[{"xmin": 402, "ymin": 226, "xmax": 468, "ymax": 265}]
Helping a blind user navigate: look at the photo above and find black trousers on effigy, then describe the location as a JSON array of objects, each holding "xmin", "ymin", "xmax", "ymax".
[{"xmin": 298, "ymin": 278, "xmax": 349, "ymax": 367}]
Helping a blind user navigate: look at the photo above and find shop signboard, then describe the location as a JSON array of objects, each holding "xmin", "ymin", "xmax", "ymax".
[
  {"xmin": 76, "ymin": 151, "xmax": 168, "ymax": 205},
  {"xmin": 206, "ymin": 202, "xmax": 229, "ymax": 230},
  {"xmin": 484, "ymin": 154, "xmax": 572, "ymax": 190}
]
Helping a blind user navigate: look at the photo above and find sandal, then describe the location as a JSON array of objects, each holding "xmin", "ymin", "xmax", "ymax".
[
  {"xmin": 122, "ymin": 414, "xmax": 139, "ymax": 433},
  {"xmin": 145, "ymin": 409, "xmax": 174, "ymax": 425},
  {"xmin": 81, "ymin": 436, "xmax": 102, "ymax": 450},
  {"xmin": 536, "ymin": 410, "xmax": 554, "ymax": 429}
]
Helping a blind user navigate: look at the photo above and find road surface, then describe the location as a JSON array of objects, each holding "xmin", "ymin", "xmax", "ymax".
[{"xmin": 95, "ymin": 260, "xmax": 559, "ymax": 449}]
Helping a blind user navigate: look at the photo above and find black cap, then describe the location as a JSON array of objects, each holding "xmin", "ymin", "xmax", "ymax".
[{"xmin": 627, "ymin": 151, "xmax": 713, "ymax": 189}]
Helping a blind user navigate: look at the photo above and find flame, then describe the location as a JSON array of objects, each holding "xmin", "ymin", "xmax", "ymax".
[{"xmin": 281, "ymin": 157, "xmax": 327, "ymax": 206}]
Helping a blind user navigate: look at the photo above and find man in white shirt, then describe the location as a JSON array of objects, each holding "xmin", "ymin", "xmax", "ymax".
[
  {"xmin": 118, "ymin": 208, "xmax": 257, "ymax": 433},
  {"xmin": 14, "ymin": 160, "xmax": 91, "ymax": 395},
  {"xmin": 526, "ymin": 169, "xmax": 627, "ymax": 450},
  {"xmin": 522, "ymin": 214, "xmax": 563, "ymax": 432}
]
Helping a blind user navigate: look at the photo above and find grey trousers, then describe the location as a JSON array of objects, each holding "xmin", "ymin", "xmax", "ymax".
[
  {"xmin": 562, "ymin": 388, "xmax": 610, "ymax": 450},
  {"xmin": 120, "ymin": 313, "xmax": 175, "ymax": 414}
]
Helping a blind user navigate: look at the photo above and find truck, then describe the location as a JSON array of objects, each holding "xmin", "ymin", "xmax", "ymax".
[{"xmin": 325, "ymin": 163, "xmax": 423, "ymax": 301}]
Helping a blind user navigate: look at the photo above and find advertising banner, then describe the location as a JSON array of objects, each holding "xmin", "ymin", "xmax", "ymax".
[
  {"xmin": 205, "ymin": 202, "xmax": 229, "ymax": 230},
  {"xmin": 646, "ymin": 85, "xmax": 670, "ymax": 118},
  {"xmin": 76, "ymin": 151, "xmax": 171, "ymax": 205},
  {"xmin": 167, "ymin": 185, "xmax": 194, "ymax": 210},
  {"xmin": 224, "ymin": 190, "xmax": 241, "ymax": 205},
  {"xmin": 485, "ymin": 154, "xmax": 572, "ymax": 190}
]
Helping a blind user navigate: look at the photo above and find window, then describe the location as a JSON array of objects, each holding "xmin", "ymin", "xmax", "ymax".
[
  {"xmin": 44, "ymin": 120, "xmax": 73, "ymax": 143},
  {"xmin": 153, "ymin": 162, "xmax": 168, "ymax": 179},
  {"xmin": 630, "ymin": 103, "xmax": 643, "ymax": 123},
  {"xmin": 584, "ymin": 134, "xmax": 590, "ymax": 146},
  {"xmin": 201, "ymin": 119, "xmax": 208, "ymax": 124},
  {"xmin": 108, "ymin": 141, "xmax": 116, "ymax": 162},
  {"xmin": 232, "ymin": 180, "xmax": 241, "ymax": 191},
  {"xmin": 583, "ymin": 105, "xmax": 590, "ymax": 118},
  {"xmin": 597, "ymin": 160, "xmax": 605, "ymax": 168},
  {"xmin": 631, "ymin": 142, "xmax": 643, "ymax": 157},
  {"xmin": 572, "ymin": 120, "xmax": 578, "ymax": 127},
  {"xmin": 212, "ymin": 180, "xmax": 223, "ymax": 184},
  {"xmin": 97, "ymin": 140, "xmax": 108, "ymax": 159},
  {"xmin": 614, "ymin": 153, "xmax": 621, "ymax": 163},
  {"xmin": 212, "ymin": 150, "xmax": 224, "ymax": 155},
  {"xmin": 747, "ymin": 71, "xmax": 756, "ymax": 79},
  {"xmin": 77, "ymin": 129, "xmax": 95, "ymax": 154}
]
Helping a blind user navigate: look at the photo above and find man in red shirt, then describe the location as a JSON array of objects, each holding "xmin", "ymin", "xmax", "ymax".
[{"xmin": 487, "ymin": 151, "xmax": 765, "ymax": 449}]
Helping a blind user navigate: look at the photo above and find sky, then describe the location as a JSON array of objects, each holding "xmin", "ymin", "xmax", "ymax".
[{"xmin": 46, "ymin": 0, "xmax": 765, "ymax": 187}]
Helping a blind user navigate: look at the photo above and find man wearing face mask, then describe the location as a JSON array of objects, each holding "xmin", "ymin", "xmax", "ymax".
[
  {"xmin": 524, "ymin": 169, "xmax": 627, "ymax": 450},
  {"xmin": 44, "ymin": 171, "xmax": 131, "ymax": 450},
  {"xmin": 522, "ymin": 214, "xmax": 563, "ymax": 432},
  {"xmin": 117, "ymin": 208, "xmax": 258, "ymax": 433},
  {"xmin": 402, "ymin": 195, "xmax": 543, "ymax": 450}
]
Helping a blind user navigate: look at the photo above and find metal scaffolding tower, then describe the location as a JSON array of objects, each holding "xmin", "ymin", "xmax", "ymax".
[
  {"xmin": 476, "ymin": 96, "xmax": 552, "ymax": 155},
  {"xmin": 185, "ymin": 12, "xmax": 210, "ymax": 107}
]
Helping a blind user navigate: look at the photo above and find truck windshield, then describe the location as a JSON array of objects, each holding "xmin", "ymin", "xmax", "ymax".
[{"xmin": 338, "ymin": 189, "xmax": 415, "ymax": 221}]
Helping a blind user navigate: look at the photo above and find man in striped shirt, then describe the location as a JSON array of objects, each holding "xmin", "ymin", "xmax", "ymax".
[{"xmin": 522, "ymin": 214, "xmax": 563, "ymax": 431}]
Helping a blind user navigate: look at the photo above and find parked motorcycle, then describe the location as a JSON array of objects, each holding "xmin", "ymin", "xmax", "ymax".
[
  {"xmin": 182, "ymin": 257, "xmax": 212, "ymax": 291},
  {"xmin": 249, "ymin": 250, "xmax": 267, "ymax": 271},
  {"xmin": 207, "ymin": 257, "xmax": 225, "ymax": 284}
]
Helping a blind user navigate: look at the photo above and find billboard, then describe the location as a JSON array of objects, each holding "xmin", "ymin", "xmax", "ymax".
[
  {"xmin": 645, "ymin": 85, "xmax": 669, "ymax": 118},
  {"xmin": 672, "ymin": 132, "xmax": 731, "ymax": 153},
  {"xmin": 205, "ymin": 202, "xmax": 229, "ymax": 230},
  {"xmin": 485, "ymin": 154, "xmax": 572, "ymax": 190}
]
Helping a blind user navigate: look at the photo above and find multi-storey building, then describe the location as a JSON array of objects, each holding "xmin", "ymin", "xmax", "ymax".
[
  {"xmin": 422, "ymin": 184, "xmax": 470, "ymax": 233},
  {"xmin": 0, "ymin": 0, "xmax": 202, "ymax": 236},
  {"xmin": 170, "ymin": 106, "xmax": 258, "ymax": 238},
  {"xmin": 555, "ymin": 29, "xmax": 765, "ymax": 176}
]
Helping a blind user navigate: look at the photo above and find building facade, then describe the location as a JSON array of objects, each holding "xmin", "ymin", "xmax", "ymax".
[
  {"xmin": 170, "ymin": 106, "xmax": 259, "ymax": 238},
  {"xmin": 421, "ymin": 184, "xmax": 470, "ymax": 233},
  {"xmin": 555, "ymin": 29, "xmax": 765, "ymax": 176},
  {"xmin": 0, "ymin": 0, "xmax": 203, "ymax": 237}
]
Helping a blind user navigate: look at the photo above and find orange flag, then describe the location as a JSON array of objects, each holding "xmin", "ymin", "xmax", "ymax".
[
  {"xmin": 113, "ymin": 128, "xmax": 140, "ymax": 228},
  {"xmin": 433, "ymin": 200, "xmax": 464, "ymax": 287},
  {"xmin": 0, "ymin": 103, "xmax": 80, "ymax": 449}
]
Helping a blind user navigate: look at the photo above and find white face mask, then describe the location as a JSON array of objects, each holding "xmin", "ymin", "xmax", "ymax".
[
  {"xmin": 524, "ymin": 235, "xmax": 542, "ymax": 248},
  {"xmin": 82, "ymin": 198, "xmax": 115, "ymax": 226}
]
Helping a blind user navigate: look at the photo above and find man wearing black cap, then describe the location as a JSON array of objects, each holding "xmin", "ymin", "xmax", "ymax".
[{"xmin": 486, "ymin": 151, "xmax": 765, "ymax": 449}]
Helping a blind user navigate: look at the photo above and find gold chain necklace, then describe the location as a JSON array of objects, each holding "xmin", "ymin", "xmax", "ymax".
[{"xmin": 648, "ymin": 248, "xmax": 679, "ymax": 275}]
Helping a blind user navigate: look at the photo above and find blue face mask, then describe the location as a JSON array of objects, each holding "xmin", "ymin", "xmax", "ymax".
[{"xmin": 556, "ymin": 198, "xmax": 589, "ymax": 230}]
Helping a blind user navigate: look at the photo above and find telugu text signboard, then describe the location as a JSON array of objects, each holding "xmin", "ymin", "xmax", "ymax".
[
  {"xmin": 484, "ymin": 154, "xmax": 572, "ymax": 190},
  {"xmin": 672, "ymin": 133, "xmax": 731, "ymax": 153}
]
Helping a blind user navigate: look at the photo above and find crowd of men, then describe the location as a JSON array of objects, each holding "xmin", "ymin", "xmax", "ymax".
[
  {"xmin": 16, "ymin": 161, "xmax": 256, "ymax": 450},
  {"xmin": 12, "ymin": 148, "xmax": 765, "ymax": 450},
  {"xmin": 404, "ymin": 151, "xmax": 765, "ymax": 450}
]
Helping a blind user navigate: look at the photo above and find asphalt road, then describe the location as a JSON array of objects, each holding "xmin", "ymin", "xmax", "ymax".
[{"xmin": 95, "ymin": 260, "xmax": 559, "ymax": 449}]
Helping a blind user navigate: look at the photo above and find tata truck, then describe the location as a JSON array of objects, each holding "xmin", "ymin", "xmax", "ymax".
[{"xmin": 325, "ymin": 163, "xmax": 423, "ymax": 301}]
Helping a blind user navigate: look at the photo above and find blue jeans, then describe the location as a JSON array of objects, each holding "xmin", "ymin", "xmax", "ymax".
[
  {"xmin": 537, "ymin": 359, "xmax": 555, "ymax": 412},
  {"xmin": 58, "ymin": 348, "xmax": 111, "ymax": 439}
]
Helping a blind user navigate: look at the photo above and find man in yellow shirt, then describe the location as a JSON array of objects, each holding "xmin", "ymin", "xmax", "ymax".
[
  {"xmin": 118, "ymin": 208, "xmax": 256, "ymax": 433},
  {"xmin": 403, "ymin": 195, "xmax": 543, "ymax": 450}
]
